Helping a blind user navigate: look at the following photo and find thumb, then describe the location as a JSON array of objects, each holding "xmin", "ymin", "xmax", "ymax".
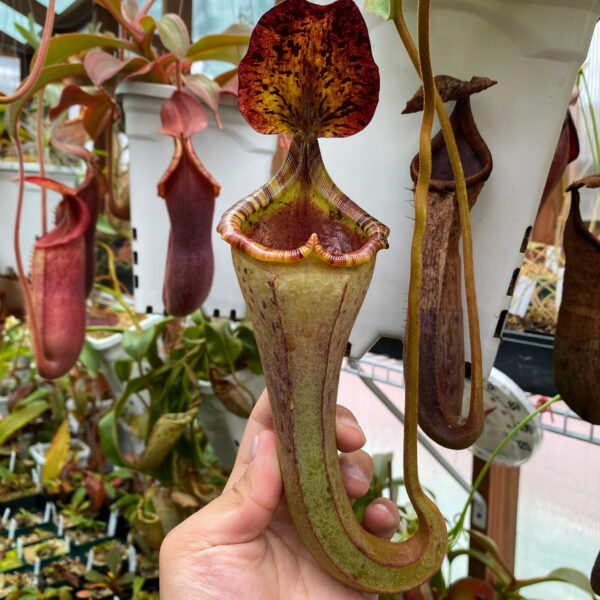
[{"xmin": 165, "ymin": 429, "xmax": 282, "ymax": 551}]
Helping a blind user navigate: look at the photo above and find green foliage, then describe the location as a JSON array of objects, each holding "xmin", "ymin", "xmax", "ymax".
[
  {"xmin": 364, "ymin": 0, "xmax": 395, "ymax": 20},
  {"xmin": 98, "ymin": 310, "xmax": 261, "ymax": 493},
  {"xmin": 14, "ymin": 13, "xmax": 41, "ymax": 50}
]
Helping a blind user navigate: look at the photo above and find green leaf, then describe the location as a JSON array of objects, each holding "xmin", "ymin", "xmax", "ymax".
[
  {"xmin": 71, "ymin": 485, "xmax": 87, "ymax": 507},
  {"xmin": 122, "ymin": 327, "xmax": 155, "ymax": 361},
  {"xmin": 84, "ymin": 569, "xmax": 109, "ymax": 583},
  {"xmin": 99, "ymin": 378, "xmax": 144, "ymax": 469},
  {"xmin": 0, "ymin": 400, "xmax": 49, "ymax": 445},
  {"xmin": 41, "ymin": 33, "xmax": 136, "ymax": 68},
  {"xmin": 117, "ymin": 571, "xmax": 136, "ymax": 586},
  {"xmin": 133, "ymin": 576, "xmax": 145, "ymax": 595},
  {"xmin": 6, "ymin": 64, "xmax": 85, "ymax": 137},
  {"xmin": 96, "ymin": 213, "xmax": 118, "ymax": 235},
  {"xmin": 80, "ymin": 339, "xmax": 102, "ymax": 377},
  {"xmin": 108, "ymin": 467, "xmax": 133, "ymax": 480},
  {"xmin": 235, "ymin": 322, "xmax": 262, "ymax": 374},
  {"xmin": 14, "ymin": 19, "xmax": 41, "ymax": 50},
  {"xmin": 544, "ymin": 568, "xmax": 596, "ymax": 597},
  {"xmin": 158, "ymin": 14, "xmax": 190, "ymax": 60},
  {"xmin": 364, "ymin": 0, "xmax": 395, "ymax": 19},
  {"xmin": 106, "ymin": 545, "xmax": 122, "ymax": 575},
  {"xmin": 468, "ymin": 529, "xmax": 506, "ymax": 568},
  {"xmin": 447, "ymin": 547, "xmax": 509, "ymax": 585},
  {"xmin": 115, "ymin": 358, "xmax": 133, "ymax": 382},
  {"xmin": 186, "ymin": 28, "xmax": 250, "ymax": 65},
  {"xmin": 190, "ymin": 309, "xmax": 208, "ymax": 325},
  {"xmin": 14, "ymin": 387, "xmax": 50, "ymax": 409},
  {"xmin": 111, "ymin": 492, "xmax": 141, "ymax": 511},
  {"xmin": 205, "ymin": 320, "xmax": 243, "ymax": 368}
]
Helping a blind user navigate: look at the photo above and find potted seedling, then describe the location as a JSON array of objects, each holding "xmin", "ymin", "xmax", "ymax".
[
  {"xmin": 23, "ymin": 538, "xmax": 67, "ymax": 566},
  {"xmin": 0, "ymin": 572, "xmax": 33, "ymax": 598},
  {"xmin": 76, "ymin": 545, "xmax": 133, "ymax": 599},
  {"xmin": 41, "ymin": 555, "xmax": 87, "ymax": 588}
]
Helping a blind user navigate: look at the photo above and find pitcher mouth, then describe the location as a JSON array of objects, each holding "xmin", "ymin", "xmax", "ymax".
[{"xmin": 217, "ymin": 133, "xmax": 389, "ymax": 266}]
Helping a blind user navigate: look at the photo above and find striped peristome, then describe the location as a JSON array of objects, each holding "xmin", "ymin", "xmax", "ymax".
[{"xmin": 217, "ymin": 132, "xmax": 388, "ymax": 266}]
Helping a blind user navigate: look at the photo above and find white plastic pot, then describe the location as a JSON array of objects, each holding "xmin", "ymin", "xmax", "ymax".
[
  {"xmin": 197, "ymin": 370, "xmax": 265, "ymax": 469},
  {"xmin": 0, "ymin": 162, "xmax": 77, "ymax": 275},
  {"xmin": 117, "ymin": 82, "xmax": 276, "ymax": 319}
]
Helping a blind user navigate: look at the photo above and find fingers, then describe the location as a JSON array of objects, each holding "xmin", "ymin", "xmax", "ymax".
[
  {"xmin": 225, "ymin": 388, "xmax": 273, "ymax": 490},
  {"xmin": 336, "ymin": 405, "xmax": 366, "ymax": 452},
  {"xmin": 227, "ymin": 395, "xmax": 367, "ymax": 490},
  {"xmin": 340, "ymin": 450, "xmax": 373, "ymax": 499},
  {"xmin": 162, "ymin": 429, "xmax": 282, "ymax": 556},
  {"xmin": 362, "ymin": 498, "xmax": 401, "ymax": 540}
]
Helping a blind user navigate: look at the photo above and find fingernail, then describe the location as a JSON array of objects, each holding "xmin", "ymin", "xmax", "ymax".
[
  {"xmin": 371, "ymin": 502, "xmax": 393, "ymax": 520},
  {"xmin": 337, "ymin": 413, "xmax": 365, "ymax": 438},
  {"xmin": 341, "ymin": 463, "xmax": 369, "ymax": 486},
  {"xmin": 250, "ymin": 434, "xmax": 259, "ymax": 460}
]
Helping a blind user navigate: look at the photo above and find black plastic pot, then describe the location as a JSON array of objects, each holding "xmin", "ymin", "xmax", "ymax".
[{"xmin": 493, "ymin": 330, "xmax": 557, "ymax": 396}]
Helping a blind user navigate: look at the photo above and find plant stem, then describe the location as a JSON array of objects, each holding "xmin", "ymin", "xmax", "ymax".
[
  {"xmin": 448, "ymin": 395, "xmax": 560, "ymax": 546},
  {"xmin": 394, "ymin": 1, "xmax": 483, "ymax": 439},
  {"xmin": 0, "ymin": 0, "xmax": 55, "ymax": 105},
  {"xmin": 96, "ymin": 242, "xmax": 141, "ymax": 332},
  {"xmin": 228, "ymin": 367, "xmax": 257, "ymax": 405},
  {"xmin": 138, "ymin": 0, "xmax": 156, "ymax": 17},
  {"xmin": 176, "ymin": 60, "xmax": 182, "ymax": 92},
  {"xmin": 35, "ymin": 91, "xmax": 47, "ymax": 236},
  {"xmin": 576, "ymin": 70, "xmax": 599, "ymax": 171},
  {"xmin": 580, "ymin": 68, "xmax": 600, "ymax": 171},
  {"xmin": 12, "ymin": 0, "xmax": 56, "ymax": 373},
  {"xmin": 404, "ymin": 0, "xmax": 434, "ymax": 495}
]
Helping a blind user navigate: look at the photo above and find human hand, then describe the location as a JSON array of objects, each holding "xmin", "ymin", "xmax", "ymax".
[{"xmin": 160, "ymin": 389, "xmax": 400, "ymax": 600}]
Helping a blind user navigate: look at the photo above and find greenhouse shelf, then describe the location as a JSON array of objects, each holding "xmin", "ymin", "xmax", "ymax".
[{"xmin": 342, "ymin": 354, "xmax": 600, "ymax": 448}]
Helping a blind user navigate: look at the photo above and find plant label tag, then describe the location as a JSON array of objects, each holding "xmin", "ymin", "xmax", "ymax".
[
  {"xmin": 128, "ymin": 544, "xmax": 136, "ymax": 573},
  {"xmin": 8, "ymin": 518, "xmax": 16, "ymax": 539},
  {"xmin": 107, "ymin": 509, "xmax": 118, "ymax": 537},
  {"xmin": 86, "ymin": 548, "xmax": 94, "ymax": 571}
]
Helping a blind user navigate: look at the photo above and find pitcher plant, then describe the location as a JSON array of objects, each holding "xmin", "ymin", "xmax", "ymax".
[
  {"xmin": 218, "ymin": 0, "xmax": 446, "ymax": 593},
  {"xmin": 554, "ymin": 175, "xmax": 600, "ymax": 425},
  {"xmin": 403, "ymin": 75, "xmax": 495, "ymax": 449}
]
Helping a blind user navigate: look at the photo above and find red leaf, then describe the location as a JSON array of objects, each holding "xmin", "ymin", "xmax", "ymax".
[
  {"xmin": 158, "ymin": 90, "xmax": 208, "ymax": 139},
  {"xmin": 84, "ymin": 50, "xmax": 152, "ymax": 88},
  {"xmin": 49, "ymin": 84, "xmax": 116, "ymax": 140}
]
